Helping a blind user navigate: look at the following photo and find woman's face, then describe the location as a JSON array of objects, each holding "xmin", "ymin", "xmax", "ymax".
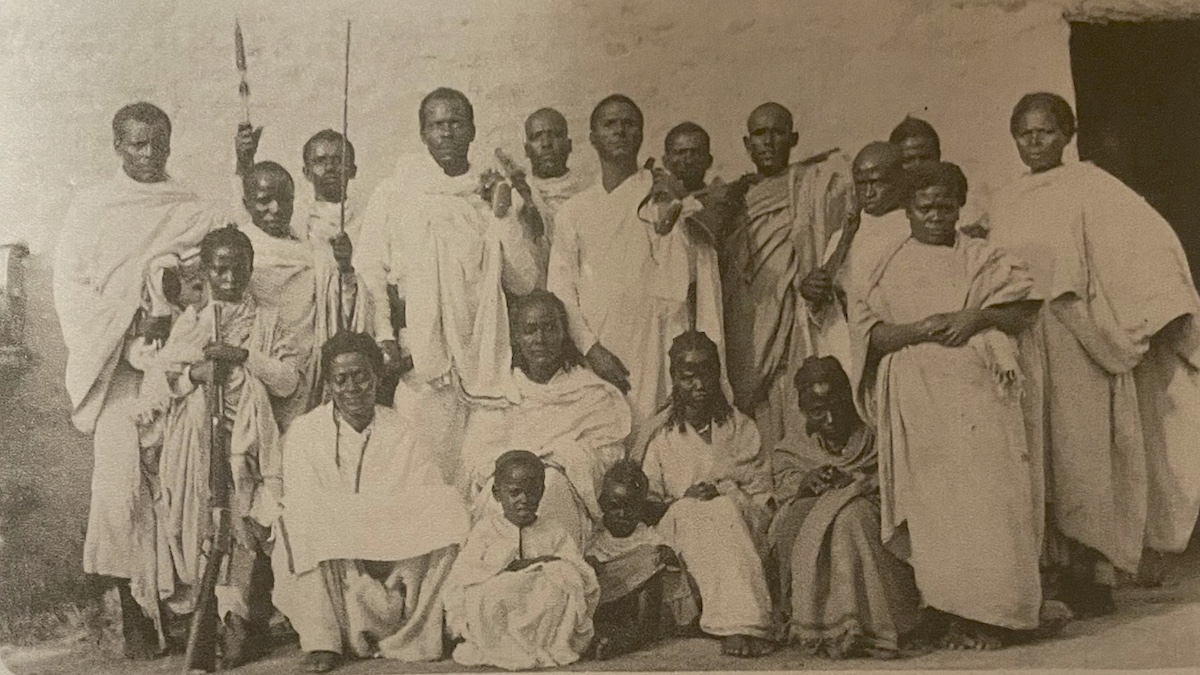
[
  {"xmin": 907, "ymin": 185, "xmax": 960, "ymax": 246},
  {"xmin": 1013, "ymin": 107, "xmax": 1070, "ymax": 173}
]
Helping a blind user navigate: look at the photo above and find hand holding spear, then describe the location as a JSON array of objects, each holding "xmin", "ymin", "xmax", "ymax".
[{"xmin": 234, "ymin": 20, "xmax": 262, "ymax": 176}]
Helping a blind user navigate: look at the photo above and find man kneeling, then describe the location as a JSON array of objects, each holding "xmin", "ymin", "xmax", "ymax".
[{"xmin": 272, "ymin": 332, "xmax": 468, "ymax": 672}]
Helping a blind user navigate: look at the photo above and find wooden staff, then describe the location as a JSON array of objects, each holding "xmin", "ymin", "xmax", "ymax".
[{"xmin": 336, "ymin": 20, "xmax": 351, "ymax": 332}]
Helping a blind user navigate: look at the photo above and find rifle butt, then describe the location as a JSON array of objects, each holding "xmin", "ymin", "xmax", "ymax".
[{"xmin": 182, "ymin": 548, "xmax": 224, "ymax": 673}]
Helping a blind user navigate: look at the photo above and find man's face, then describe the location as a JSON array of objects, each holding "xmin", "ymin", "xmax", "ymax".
[
  {"xmin": 205, "ymin": 245, "xmax": 252, "ymax": 303},
  {"xmin": 243, "ymin": 171, "xmax": 295, "ymax": 238},
  {"xmin": 420, "ymin": 98, "xmax": 475, "ymax": 173},
  {"xmin": 303, "ymin": 138, "xmax": 357, "ymax": 203},
  {"xmin": 907, "ymin": 185, "xmax": 960, "ymax": 246},
  {"xmin": 328, "ymin": 352, "xmax": 378, "ymax": 424},
  {"xmin": 513, "ymin": 301, "xmax": 565, "ymax": 381},
  {"xmin": 589, "ymin": 101, "xmax": 643, "ymax": 163},
  {"xmin": 1013, "ymin": 107, "xmax": 1069, "ymax": 173},
  {"xmin": 797, "ymin": 379, "xmax": 856, "ymax": 448},
  {"xmin": 493, "ymin": 463, "xmax": 544, "ymax": 528},
  {"xmin": 897, "ymin": 135, "xmax": 939, "ymax": 171},
  {"xmin": 744, "ymin": 108, "xmax": 797, "ymax": 176},
  {"xmin": 670, "ymin": 348, "xmax": 720, "ymax": 423},
  {"xmin": 599, "ymin": 481, "xmax": 642, "ymax": 539},
  {"xmin": 664, "ymin": 132, "xmax": 712, "ymax": 192},
  {"xmin": 115, "ymin": 119, "xmax": 170, "ymax": 183},
  {"xmin": 524, "ymin": 114, "xmax": 572, "ymax": 179},
  {"xmin": 853, "ymin": 160, "xmax": 904, "ymax": 217}
]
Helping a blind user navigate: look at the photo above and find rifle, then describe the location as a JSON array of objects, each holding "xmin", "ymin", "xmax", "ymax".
[{"xmin": 183, "ymin": 304, "xmax": 234, "ymax": 673}]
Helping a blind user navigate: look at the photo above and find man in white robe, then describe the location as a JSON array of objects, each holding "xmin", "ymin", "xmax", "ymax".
[
  {"xmin": 462, "ymin": 290, "xmax": 631, "ymax": 548},
  {"xmin": 637, "ymin": 331, "xmax": 775, "ymax": 657},
  {"xmin": 801, "ymin": 142, "xmax": 911, "ymax": 372},
  {"xmin": 548, "ymin": 95, "xmax": 724, "ymax": 445},
  {"xmin": 988, "ymin": 92, "xmax": 1200, "ymax": 614},
  {"xmin": 236, "ymin": 160, "xmax": 371, "ymax": 429},
  {"xmin": 272, "ymin": 332, "xmax": 468, "ymax": 673},
  {"xmin": 720, "ymin": 102, "xmax": 854, "ymax": 455},
  {"xmin": 52, "ymin": 102, "xmax": 231, "ymax": 657},
  {"xmin": 358, "ymin": 87, "xmax": 542, "ymax": 491},
  {"xmin": 293, "ymin": 130, "xmax": 365, "ymax": 247},
  {"xmin": 522, "ymin": 107, "xmax": 590, "ymax": 254}
]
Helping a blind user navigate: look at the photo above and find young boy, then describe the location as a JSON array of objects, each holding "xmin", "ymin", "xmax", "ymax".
[
  {"xmin": 136, "ymin": 226, "xmax": 301, "ymax": 666},
  {"xmin": 443, "ymin": 450, "xmax": 599, "ymax": 670},
  {"xmin": 587, "ymin": 460, "xmax": 698, "ymax": 660}
]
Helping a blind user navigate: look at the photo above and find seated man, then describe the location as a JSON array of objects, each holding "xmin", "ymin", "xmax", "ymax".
[
  {"xmin": 769, "ymin": 356, "xmax": 919, "ymax": 658},
  {"xmin": 637, "ymin": 331, "xmax": 775, "ymax": 658},
  {"xmin": 587, "ymin": 460, "xmax": 699, "ymax": 660},
  {"xmin": 134, "ymin": 226, "xmax": 300, "ymax": 667},
  {"xmin": 271, "ymin": 331, "xmax": 468, "ymax": 673},
  {"xmin": 236, "ymin": 159, "xmax": 374, "ymax": 429},
  {"xmin": 444, "ymin": 450, "xmax": 600, "ymax": 670},
  {"xmin": 461, "ymin": 290, "xmax": 631, "ymax": 549}
]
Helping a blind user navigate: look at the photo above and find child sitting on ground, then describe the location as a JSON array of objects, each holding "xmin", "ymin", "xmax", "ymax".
[
  {"xmin": 586, "ymin": 460, "xmax": 699, "ymax": 660},
  {"xmin": 443, "ymin": 450, "xmax": 599, "ymax": 670}
]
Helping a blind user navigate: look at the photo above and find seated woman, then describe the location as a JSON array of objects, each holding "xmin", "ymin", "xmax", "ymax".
[
  {"xmin": 769, "ymin": 355, "xmax": 919, "ymax": 658},
  {"xmin": 846, "ymin": 161, "xmax": 1049, "ymax": 649},
  {"xmin": 444, "ymin": 450, "xmax": 600, "ymax": 670},
  {"xmin": 461, "ymin": 290, "xmax": 632, "ymax": 549},
  {"xmin": 586, "ymin": 460, "xmax": 699, "ymax": 660},
  {"xmin": 637, "ymin": 330, "xmax": 775, "ymax": 658}
]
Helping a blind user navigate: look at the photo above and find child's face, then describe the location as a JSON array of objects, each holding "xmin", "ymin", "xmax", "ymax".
[
  {"xmin": 205, "ymin": 245, "xmax": 252, "ymax": 303},
  {"xmin": 599, "ymin": 481, "xmax": 642, "ymax": 538},
  {"xmin": 493, "ymin": 463, "xmax": 544, "ymax": 527}
]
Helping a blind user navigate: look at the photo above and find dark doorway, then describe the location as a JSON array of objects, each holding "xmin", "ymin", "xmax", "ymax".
[{"xmin": 1070, "ymin": 20, "xmax": 1200, "ymax": 281}]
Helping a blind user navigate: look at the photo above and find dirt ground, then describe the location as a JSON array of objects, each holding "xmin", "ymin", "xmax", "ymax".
[{"xmin": 4, "ymin": 545, "xmax": 1198, "ymax": 675}]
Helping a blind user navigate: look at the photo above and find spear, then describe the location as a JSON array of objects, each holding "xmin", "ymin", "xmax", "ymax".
[
  {"xmin": 235, "ymin": 20, "xmax": 251, "ymax": 126},
  {"xmin": 336, "ymin": 20, "xmax": 351, "ymax": 332}
]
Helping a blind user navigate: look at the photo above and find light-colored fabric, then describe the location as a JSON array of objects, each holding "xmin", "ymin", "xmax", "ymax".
[
  {"xmin": 463, "ymin": 367, "xmax": 631, "ymax": 547},
  {"xmin": 240, "ymin": 222, "xmax": 371, "ymax": 429},
  {"xmin": 547, "ymin": 170, "xmax": 725, "ymax": 444},
  {"xmin": 273, "ymin": 396, "xmax": 464, "ymax": 662},
  {"xmin": 141, "ymin": 298, "xmax": 294, "ymax": 616},
  {"xmin": 357, "ymin": 153, "xmax": 540, "ymax": 404},
  {"xmin": 641, "ymin": 410, "xmax": 774, "ymax": 639},
  {"xmin": 588, "ymin": 523, "xmax": 664, "ymax": 604},
  {"xmin": 847, "ymin": 235, "xmax": 1042, "ymax": 630},
  {"xmin": 292, "ymin": 191, "xmax": 363, "ymax": 247},
  {"xmin": 770, "ymin": 426, "xmax": 918, "ymax": 655},
  {"xmin": 278, "ymin": 402, "xmax": 469, "ymax": 576},
  {"xmin": 988, "ymin": 160, "xmax": 1200, "ymax": 561},
  {"xmin": 54, "ymin": 170, "xmax": 231, "ymax": 434},
  {"xmin": 444, "ymin": 511, "xmax": 599, "ymax": 670},
  {"xmin": 529, "ymin": 170, "xmax": 591, "ymax": 246},
  {"xmin": 721, "ymin": 157, "xmax": 855, "ymax": 454}
]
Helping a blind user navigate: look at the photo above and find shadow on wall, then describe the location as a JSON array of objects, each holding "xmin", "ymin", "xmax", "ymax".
[{"xmin": 0, "ymin": 253, "xmax": 97, "ymax": 643}]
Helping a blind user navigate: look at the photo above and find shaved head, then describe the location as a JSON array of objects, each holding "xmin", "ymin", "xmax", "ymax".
[
  {"xmin": 525, "ymin": 107, "xmax": 572, "ymax": 179},
  {"xmin": 746, "ymin": 102, "xmax": 794, "ymax": 133},
  {"xmin": 525, "ymin": 107, "xmax": 567, "ymax": 137},
  {"xmin": 852, "ymin": 142, "xmax": 906, "ymax": 217},
  {"xmin": 853, "ymin": 141, "xmax": 903, "ymax": 174},
  {"xmin": 744, "ymin": 102, "xmax": 798, "ymax": 177}
]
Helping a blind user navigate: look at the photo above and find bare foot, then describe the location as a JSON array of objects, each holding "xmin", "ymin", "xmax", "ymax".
[
  {"xmin": 940, "ymin": 619, "xmax": 1005, "ymax": 651},
  {"xmin": 721, "ymin": 634, "xmax": 774, "ymax": 657}
]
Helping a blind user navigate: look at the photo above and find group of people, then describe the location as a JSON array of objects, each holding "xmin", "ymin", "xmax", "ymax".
[{"xmin": 52, "ymin": 83, "xmax": 1200, "ymax": 673}]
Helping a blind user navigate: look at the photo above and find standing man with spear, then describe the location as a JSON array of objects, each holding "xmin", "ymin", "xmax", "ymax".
[{"xmin": 234, "ymin": 21, "xmax": 375, "ymax": 426}]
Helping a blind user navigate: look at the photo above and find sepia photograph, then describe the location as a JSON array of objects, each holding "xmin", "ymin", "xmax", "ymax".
[{"xmin": 1, "ymin": 1, "xmax": 1199, "ymax": 673}]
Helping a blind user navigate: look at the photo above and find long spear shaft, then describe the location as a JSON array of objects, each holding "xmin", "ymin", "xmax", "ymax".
[
  {"xmin": 336, "ymin": 20, "xmax": 351, "ymax": 332},
  {"xmin": 235, "ymin": 20, "xmax": 251, "ymax": 126}
]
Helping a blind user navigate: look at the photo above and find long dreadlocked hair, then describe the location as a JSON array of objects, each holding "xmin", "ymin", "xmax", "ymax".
[
  {"xmin": 509, "ymin": 290, "xmax": 587, "ymax": 374},
  {"xmin": 666, "ymin": 330, "xmax": 732, "ymax": 432}
]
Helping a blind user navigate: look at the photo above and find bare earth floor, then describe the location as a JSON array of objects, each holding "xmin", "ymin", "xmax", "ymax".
[{"xmin": 5, "ymin": 546, "xmax": 1199, "ymax": 675}]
